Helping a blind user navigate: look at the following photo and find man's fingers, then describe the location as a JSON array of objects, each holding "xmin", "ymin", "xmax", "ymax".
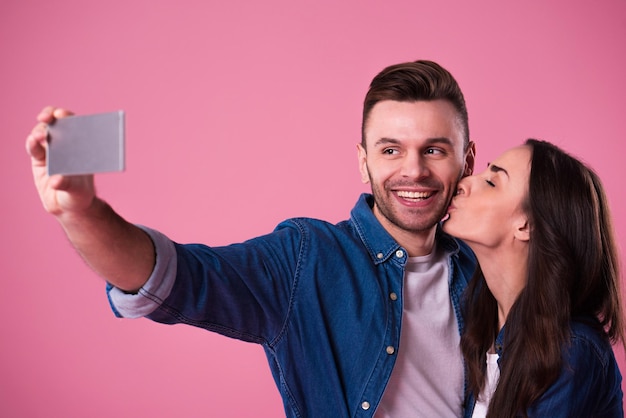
[
  {"xmin": 36, "ymin": 106, "xmax": 74, "ymax": 123},
  {"xmin": 26, "ymin": 130, "xmax": 48, "ymax": 163},
  {"xmin": 29, "ymin": 106, "xmax": 74, "ymax": 164},
  {"xmin": 30, "ymin": 122, "xmax": 47, "ymax": 138},
  {"xmin": 53, "ymin": 108, "xmax": 73, "ymax": 118},
  {"xmin": 26, "ymin": 122, "xmax": 49, "ymax": 154},
  {"xmin": 36, "ymin": 106, "xmax": 55, "ymax": 123}
]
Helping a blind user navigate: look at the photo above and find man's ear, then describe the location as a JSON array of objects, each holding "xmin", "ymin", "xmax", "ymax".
[
  {"xmin": 514, "ymin": 218, "xmax": 530, "ymax": 242},
  {"xmin": 357, "ymin": 143, "xmax": 370, "ymax": 184},
  {"xmin": 464, "ymin": 141, "xmax": 476, "ymax": 177}
]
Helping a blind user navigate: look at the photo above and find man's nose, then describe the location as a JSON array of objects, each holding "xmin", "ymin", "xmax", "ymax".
[{"xmin": 400, "ymin": 152, "xmax": 428, "ymax": 179}]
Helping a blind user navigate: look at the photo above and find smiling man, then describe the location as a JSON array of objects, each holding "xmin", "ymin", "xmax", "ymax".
[
  {"xmin": 357, "ymin": 66, "xmax": 476, "ymax": 417},
  {"xmin": 359, "ymin": 99, "xmax": 472, "ymax": 256},
  {"xmin": 27, "ymin": 60, "xmax": 476, "ymax": 417}
]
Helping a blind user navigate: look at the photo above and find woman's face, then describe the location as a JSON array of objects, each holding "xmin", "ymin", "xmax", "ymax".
[{"xmin": 443, "ymin": 145, "xmax": 531, "ymax": 250}]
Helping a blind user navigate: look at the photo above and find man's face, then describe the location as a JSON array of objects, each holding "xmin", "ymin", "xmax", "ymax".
[{"xmin": 358, "ymin": 99, "xmax": 473, "ymax": 238}]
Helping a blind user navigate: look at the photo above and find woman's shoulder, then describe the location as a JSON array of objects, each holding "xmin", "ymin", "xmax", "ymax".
[
  {"xmin": 525, "ymin": 318, "xmax": 623, "ymax": 417},
  {"xmin": 566, "ymin": 318, "xmax": 617, "ymax": 371}
]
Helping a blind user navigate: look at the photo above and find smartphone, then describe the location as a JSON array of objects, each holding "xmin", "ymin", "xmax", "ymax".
[{"xmin": 47, "ymin": 110, "xmax": 125, "ymax": 176}]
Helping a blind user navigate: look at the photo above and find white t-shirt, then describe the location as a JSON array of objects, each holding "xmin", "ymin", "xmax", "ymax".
[
  {"xmin": 375, "ymin": 245, "xmax": 464, "ymax": 417},
  {"xmin": 471, "ymin": 352, "xmax": 501, "ymax": 418}
]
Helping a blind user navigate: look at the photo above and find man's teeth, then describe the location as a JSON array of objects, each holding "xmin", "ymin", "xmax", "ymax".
[{"xmin": 397, "ymin": 191, "xmax": 431, "ymax": 199}]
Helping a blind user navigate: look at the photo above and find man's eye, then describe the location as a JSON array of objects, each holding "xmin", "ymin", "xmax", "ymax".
[
  {"xmin": 485, "ymin": 179, "xmax": 495, "ymax": 187},
  {"xmin": 383, "ymin": 148, "xmax": 398, "ymax": 155},
  {"xmin": 425, "ymin": 148, "xmax": 444, "ymax": 155}
]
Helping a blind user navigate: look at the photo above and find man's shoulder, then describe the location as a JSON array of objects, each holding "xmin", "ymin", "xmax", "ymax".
[
  {"xmin": 276, "ymin": 215, "xmax": 351, "ymax": 230},
  {"xmin": 436, "ymin": 227, "xmax": 475, "ymax": 262},
  {"xmin": 273, "ymin": 194, "xmax": 373, "ymax": 239},
  {"xmin": 455, "ymin": 237, "xmax": 475, "ymax": 261},
  {"xmin": 272, "ymin": 216, "xmax": 358, "ymax": 246}
]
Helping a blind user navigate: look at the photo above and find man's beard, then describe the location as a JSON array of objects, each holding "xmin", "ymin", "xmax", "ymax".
[{"xmin": 368, "ymin": 175, "xmax": 450, "ymax": 233}]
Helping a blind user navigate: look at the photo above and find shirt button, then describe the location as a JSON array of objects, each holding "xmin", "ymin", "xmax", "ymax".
[
  {"xmin": 386, "ymin": 346, "xmax": 395, "ymax": 355},
  {"xmin": 395, "ymin": 250, "xmax": 404, "ymax": 258},
  {"xmin": 389, "ymin": 292, "xmax": 398, "ymax": 301},
  {"xmin": 361, "ymin": 401, "xmax": 371, "ymax": 410},
  {"xmin": 377, "ymin": 253, "xmax": 384, "ymax": 259}
]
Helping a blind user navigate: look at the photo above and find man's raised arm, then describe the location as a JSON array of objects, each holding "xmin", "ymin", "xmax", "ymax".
[{"xmin": 26, "ymin": 106, "xmax": 155, "ymax": 292}]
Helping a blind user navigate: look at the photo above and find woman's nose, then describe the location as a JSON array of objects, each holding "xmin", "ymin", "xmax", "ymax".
[{"xmin": 456, "ymin": 176, "xmax": 472, "ymax": 196}]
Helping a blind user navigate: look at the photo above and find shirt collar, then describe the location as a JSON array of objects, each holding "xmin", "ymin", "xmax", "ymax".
[{"xmin": 350, "ymin": 193, "xmax": 461, "ymax": 264}]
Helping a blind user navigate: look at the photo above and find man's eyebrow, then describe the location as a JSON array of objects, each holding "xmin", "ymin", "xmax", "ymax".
[
  {"xmin": 373, "ymin": 137, "xmax": 400, "ymax": 147},
  {"xmin": 426, "ymin": 137, "xmax": 454, "ymax": 147},
  {"xmin": 488, "ymin": 163, "xmax": 509, "ymax": 177},
  {"xmin": 372, "ymin": 136, "xmax": 454, "ymax": 147}
]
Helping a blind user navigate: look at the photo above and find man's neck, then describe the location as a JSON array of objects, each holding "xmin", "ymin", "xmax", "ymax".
[{"xmin": 376, "ymin": 215, "xmax": 437, "ymax": 257}]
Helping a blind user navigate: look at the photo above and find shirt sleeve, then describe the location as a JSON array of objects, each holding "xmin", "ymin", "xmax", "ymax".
[{"xmin": 106, "ymin": 225, "xmax": 177, "ymax": 318}]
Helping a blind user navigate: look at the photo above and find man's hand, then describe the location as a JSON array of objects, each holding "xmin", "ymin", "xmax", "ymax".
[
  {"xmin": 26, "ymin": 106, "xmax": 96, "ymax": 217},
  {"xmin": 26, "ymin": 106, "xmax": 155, "ymax": 292}
]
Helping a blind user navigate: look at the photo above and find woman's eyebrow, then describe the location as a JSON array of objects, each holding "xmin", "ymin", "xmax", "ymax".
[{"xmin": 487, "ymin": 163, "xmax": 509, "ymax": 178}]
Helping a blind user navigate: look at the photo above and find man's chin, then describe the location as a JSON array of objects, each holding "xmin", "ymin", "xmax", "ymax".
[
  {"xmin": 373, "ymin": 200, "xmax": 444, "ymax": 232},
  {"xmin": 395, "ymin": 216, "xmax": 443, "ymax": 234}
]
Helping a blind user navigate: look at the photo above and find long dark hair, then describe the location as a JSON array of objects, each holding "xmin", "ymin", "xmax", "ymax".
[{"xmin": 461, "ymin": 139, "xmax": 625, "ymax": 417}]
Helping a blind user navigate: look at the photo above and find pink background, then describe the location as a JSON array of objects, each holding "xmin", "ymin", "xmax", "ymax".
[{"xmin": 2, "ymin": 0, "xmax": 625, "ymax": 416}]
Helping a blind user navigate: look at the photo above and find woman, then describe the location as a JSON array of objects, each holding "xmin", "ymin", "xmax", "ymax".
[{"xmin": 443, "ymin": 139, "xmax": 624, "ymax": 417}]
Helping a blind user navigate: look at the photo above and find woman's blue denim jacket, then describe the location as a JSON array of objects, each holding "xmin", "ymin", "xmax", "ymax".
[
  {"xmin": 463, "ymin": 319, "xmax": 623, "ymax": 417},
  {"xmin": 107, "ymin": 193, "xmax": 476, "ymax": 417}
]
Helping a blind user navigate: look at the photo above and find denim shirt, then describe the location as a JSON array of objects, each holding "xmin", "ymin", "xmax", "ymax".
[
  {"xmin": 464, "ymin": 319, "xmax": 624, "ymax": 418},
  {"xmin": 107, "ymin": 193, "xmax": 476, "ymax": 418}
]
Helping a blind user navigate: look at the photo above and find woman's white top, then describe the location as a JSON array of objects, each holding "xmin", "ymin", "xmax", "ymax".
[{"xmin": 471, "ymin": 352, "xmax": 500, "ymax": 418}]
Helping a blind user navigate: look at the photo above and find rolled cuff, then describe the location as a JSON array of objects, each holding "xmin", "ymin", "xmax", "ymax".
[{"xmin": 106, "ymin": 226, "xmax": 177, "ymax": 318}]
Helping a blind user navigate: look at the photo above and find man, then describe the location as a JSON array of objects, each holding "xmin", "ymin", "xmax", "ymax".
[{"xmin": 27, "ymin": 60, "xmax": 476, "ymax": 417}]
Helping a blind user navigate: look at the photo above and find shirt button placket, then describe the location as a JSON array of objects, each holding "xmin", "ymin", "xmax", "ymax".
[
  {"xmin": 389, "ymin": 251, "xmax": 401, "ymax": 358},
  {"xmin": 365, "ymin": 249, "xmax": 401, "ymax": 416}
]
